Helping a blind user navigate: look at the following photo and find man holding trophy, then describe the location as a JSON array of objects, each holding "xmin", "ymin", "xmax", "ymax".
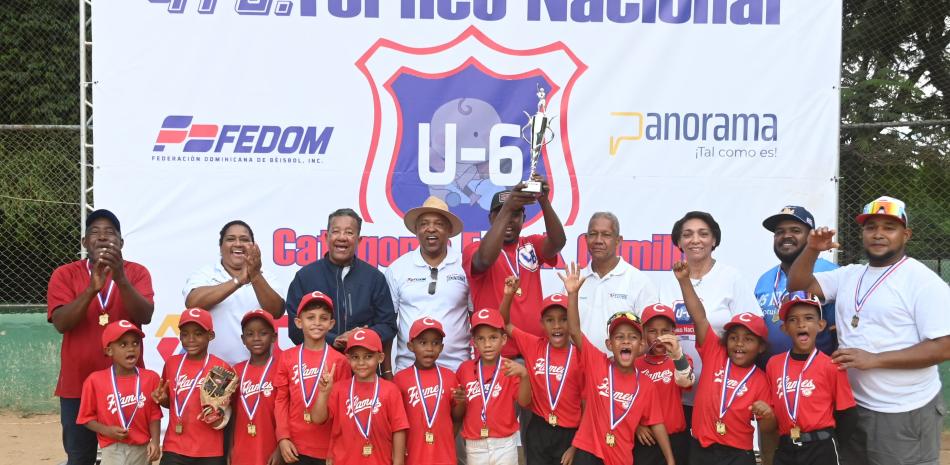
[{"xmin": 462, "ymin": 85, "xmax": 567, "ymax": 357}]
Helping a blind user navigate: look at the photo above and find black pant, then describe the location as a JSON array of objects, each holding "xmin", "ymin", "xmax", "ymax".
[
  {"xmin": 524, "ymin": 412, "xmax": 578, "ymax": 465},
  {"xmin": 634, "ymin": 430, "xmax": 690, "ymax": 465},
  {"xmin": 296, "ymin": 455, "xmax": 327, "ymax": 465},
  {"xmin": 774, "ymin": 436, "xmax": 840, "ymax": 465},
  {"xmin": 573, "ymin": 448, "xmax": 605, "ymax": 465},
  {"xmin": 689, "ymin": 437, "xmax": 755, "ymax": 465},
  {"xmin": 158, "ymin": 451, "xmax": 226, "ymax": 465},
  {"xmin": 61, "ymin": 397, "xmax": 98, "ymax": 465}
]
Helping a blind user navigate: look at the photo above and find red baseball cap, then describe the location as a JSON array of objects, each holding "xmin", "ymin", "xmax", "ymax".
[
  {"xmin": 409, "ymin": 317, "xmax": 446, "ymax": 340},
  {"xmin": 241, "ymin": 309, "xmax": 277, "ymax": 331},
  {"xmin": 101, "ymin": 319, "xmax": 145, "ymax": 349},
  {"xmin": 640, "ymin": 303, "xmax": 676, "ymax": 327},
  {"xmin": 179, "ymin": 307, "xmax": 213, "ymax": 331},
  {"xmin": 541, "ymin": 294, "xmax": 568, "ymax": 315},
  {"xmin": 778, "ymin": 291, "xmax": 823, "ymax": 321},
  {"xmin": 470, "ymin": 308, "xmax": 505, "ymax": 332},
  {"xmin": 346, "ymin": 328, "xmax": 383, "ymax": 353},
  {"xmin": 298, "ymin": 291, "xmax": 334, "ymax": 314},
  {"xmin": 723, "ymin": 313, "xmax": 768, "ymax": 339},
  {"xmin": 607, "ymin": 311, "xmax": 643, "ymax": 336}
]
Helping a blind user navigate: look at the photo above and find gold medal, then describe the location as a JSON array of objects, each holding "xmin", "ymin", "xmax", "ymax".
[
  {"xmin": 790, "ymin": 425, "xmax": 801, "ymax": 442},
  {"xmin": 516, "ymin": 287, "xmax": 523, "ymax": 297},
  {"xmin": 605, "ymin": 432, "xmax": 616, "ymax": 447},
  {"xmin": 175, "ymin": 422, "xmax": 183, "ymax": 434},
  {"xmin": 362, "ymin": 443, "xmax": 373, "ymax": 456},
  {"xmin": 303, "ymin": 411, "xmax": 312, "ymax": 423},
  {"xmin": 716, "ymin": 421, "xmax": 727, "ymax": 436},
  {"xmin": 247, "ymin": 423, "xmax": 256, "ymax": 436},
  {"xmin": 99, "ymin": 313, "xmax": 109, "ymax": 326},
  {"xmin": 480, "ymin": 426, "xmax": 490, "ymax": 438},
  {"xmin": 425, "ymin": 431, "xmax": 434, "ymax": 444},
  {"xmin": 851, "ymin": 315, "xmax": 859, "ymax": 328},
  {"xmin": 548, "ymin": 413, "xmax": 558, "ymax": 427}
]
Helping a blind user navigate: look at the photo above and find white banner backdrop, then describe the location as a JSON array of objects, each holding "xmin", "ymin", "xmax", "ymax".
[{"xmin": 92, "ymin": 0, "xmax": 842, "ymax": 368}]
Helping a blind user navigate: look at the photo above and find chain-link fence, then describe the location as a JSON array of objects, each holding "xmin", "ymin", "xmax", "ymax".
[{"xmin": 0, "ymin": 1, "xmax": 948, "ymax": 309}]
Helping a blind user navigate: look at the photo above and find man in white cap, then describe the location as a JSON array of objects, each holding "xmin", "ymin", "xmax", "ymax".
[
  {"xmin": 386, "ymin": 196, "xmax": 471, "ymax": 372},
  {"xmin": 788, "ymin": 195, "xmax": 950, "ymax": 465}
]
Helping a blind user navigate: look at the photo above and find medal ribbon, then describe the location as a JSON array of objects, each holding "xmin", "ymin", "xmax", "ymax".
[
  {"xmin": 717, "ymin": 358, "xmax": 756, "ymax": 421},
  {"xmin": 544, "ymin": 342, "xmax": 573, "ymax": 414},
  {"xmin": 771, "ymin": 268, "xmax": 784, "ymax": 309},
  {"xmin": 173, "ymin": 353, "xmax": 210, "ymax": 422},
  {"xmin": 239, "ymin": 355, "xmax": 275, "ymax": 422},
  {"xmin": 110, "ymin": 366, "xmax": 141, "ymax": 429},
  {"xmin": 86, "ymin": 259, "xmax": 115, "ymax": 312},
  {"xmin": 781, "ymin": 349, "xmax": 819, "ymax": 425},
  {"xmin": 477, "ymin": 358, "xmax": 502, "ymax": 425},
  {"xmin": 298, "ymin": 345, "xmax": 330, "ymax": 409},
  {"xmin": 349, "ymin": 376, "xmax": 380, "ymax": 441},
  {"xmin": 413, "ymin": 366, "xmax": 443, "ymax": 430},
  {"xmin": 500, "ymin": 247, "xmax": 521, "ymax": 281},
  {"xmin": 608, "ymin": 365, "xmax": 639, "ymax": 430},
  {"xmin": 853, "ymin": 256, "xmax": 908, "ymax": 316}
]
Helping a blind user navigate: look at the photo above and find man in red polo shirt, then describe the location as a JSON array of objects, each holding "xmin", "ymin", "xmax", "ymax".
[
  {"xmin": 47, "ymin": 209, "xmax": 155, "ymax": 465},
  {"xmin": 463, "ymin": 179, "xmax": 566, "ymax": 357}
]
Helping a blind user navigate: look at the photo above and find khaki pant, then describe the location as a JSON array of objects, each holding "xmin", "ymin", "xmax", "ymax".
[
  {"xmin": 99, "ymin": 442, "xmax": 148, "ymax": 465},
  {"xmin": 466, "ymin": 432, "xmax": 519, "ymax": 465}
]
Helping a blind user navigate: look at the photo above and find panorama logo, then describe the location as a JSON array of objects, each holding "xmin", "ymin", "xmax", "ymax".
[
  {"xmin": 357, "ymin": 26, "xmax": 585, "ymax": 231},
  {"xmin": 153, "ymin": 115, "xmax": 333, "ymax": 155}
]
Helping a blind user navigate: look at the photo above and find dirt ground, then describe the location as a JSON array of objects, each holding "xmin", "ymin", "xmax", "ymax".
[{"xmin": 3, "ymin": 412, "xmax": 950, "ymax": 465}]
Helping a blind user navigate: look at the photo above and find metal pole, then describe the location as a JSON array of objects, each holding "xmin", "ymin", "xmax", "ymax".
[{"xmin": 79, "ymin": 0, "xmax": 90, "ymax": 259}]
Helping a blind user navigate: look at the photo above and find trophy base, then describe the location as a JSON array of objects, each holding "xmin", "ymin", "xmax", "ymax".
[{"xmin": 523, "ymin": 180, "xmax": 542, "ymax": 193}]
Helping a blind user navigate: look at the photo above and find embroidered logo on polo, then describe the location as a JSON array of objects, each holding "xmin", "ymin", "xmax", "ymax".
[
  {"xmin": 776, "ymin": 377, "xmax": 816, "ymax": 398},
  {"xmin": 407, "ymin": 384, "xmax": 444, "ymax": 408},
  {"xmin": 713, "ymin": 369, "xmax": 750, "ymax": 397},
  {"xmin": 532, "ymin": 358, "xmax": 567, "ymax": 381},
  {"xmin": 345, "ymin": 395, "xmax": 382, "ymax": 418},
  {"xmin": 107, "ymin": 392, "xmax": 147, "ymax": 415},
  {"xmin": 291, "ymin": 363, "xmax": 326, "ymax": 385},
  {"xmin": 241, "ymin": 379, "xmax": 275, "ymax": 398},
  {"xmin": 464, "ymin": 381, "xmax": 503, "ymax": 401},
  {"xmin": 642, "ymin": 368, "xmax": 674, "ymax": 384},
  {"xmin": 518, "ymin": 243, "xmax": 540, "ymax": 272},
  {"xmin": 596, "ymin": 377, "xmax": 635, "ymax": 409}
]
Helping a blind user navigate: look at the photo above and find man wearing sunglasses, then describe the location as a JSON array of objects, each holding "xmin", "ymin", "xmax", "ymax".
[
  {"xmin": 386, "ymin": 196, "xmax": 471, "ymax": 373},
  {"xmin": 787, "ymin": 196, "xmax": 950, "ymax": 465}
]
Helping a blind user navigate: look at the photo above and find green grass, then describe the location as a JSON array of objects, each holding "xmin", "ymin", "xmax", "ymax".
[{"xmin": 0, "ymin": 312, "xmax": 61, "ymax": 414}]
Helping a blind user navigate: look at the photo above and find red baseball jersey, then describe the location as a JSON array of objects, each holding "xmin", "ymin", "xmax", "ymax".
[
  {"xmin": 571, "ymin": 337, "xmax": 663, "ymax": 465},
  {"xmin": 463, "ymin": 235, "xmax": 557, "ymax": 358},
  {"xmin": 327, "ymin": 377, "xmax": 410, "ymax": 465},
  {"xmin": 160, "ymin": 353, "xmax": 232, "ymax": 457},
  {"xmin": 766, "ymin": 350, "xmax": 856, "ymax": 435},
  {"xmin": 230, "ymin": 350, "xmax": 282, "ymax": 465},
  {"xmin": 692, "ymin": 326, "xmax": 770, "ymax": 450},
  {"xmin": 393, "ymin": 365, "xmax": 460, "ymax": 465},
  {"xmin": 456, "ymin": 358, "xmax": 523, "ymax": 439},
  {"xmin": 77, "ymin": 367, "xmax": 162, "ymax": 448},
  {"xmin": 273, "ymin": 344, "xmax": 351, "ymax": 459},
  {"xmin": 47, "ymin": 260, "xmax": 153, "ymax": 398},
  {"xmin": 509, "ymin": 326, "xmax": 584, "ymax": 427},
  {"xmin": 634, "ymin": 354, "xmax": 693, "ymax": 434}
]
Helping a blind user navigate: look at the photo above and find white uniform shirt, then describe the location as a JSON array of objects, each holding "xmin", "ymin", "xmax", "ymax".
[
  {"xmin": 386, "ymin": 247, "xmax": 471, "ymax": 372},
  {"xmin": 574, "ymin": 259, "xmax": 658, "ymax": 356},
  {"xmin": 658, "ymin": 261, "xmax": 759, "ymax": 405},
  {"xmin": 815, "ymin": 257, "xmax": 950, "ymax": 413},
  {"xmin": 183, "ymin": 262, "xmax": 281, "ymax": 365}
]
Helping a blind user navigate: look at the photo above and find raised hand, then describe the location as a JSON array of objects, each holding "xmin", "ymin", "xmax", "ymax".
[
  {"xmin": 89, "ymin": 259, "xmax": 109, "ymax": 292},
  {"xmin": 806, "ymin": 227, "xmax": 839, "ymax": 252},
  {"xmin": 502, "ymin": 358, "xmax": 527, "ymax": 378},
  {"xmin": 557, "ymin": 262, "xmax": 587, "ymax": 295},
  {"xmin": 657, "ymin": 334, "xmax": 683, "ymax": 359},
  {"xmin": 672, "ymin": 260, "xmax": 690, "ymax": 282},
  {"xmin": 503, "ymin": 276, "xmax": 520, "ymax": 297},
  {"xmin": 151, "ymin": 379, "xmax": 168, "ymax": 405},
  {"xmin": 245, "ymin": 243, "xmax": 263, "ymax": 282},
  {"xmin": 97, "ymin": 242, "xmax": 126, "ymax": 282},
  {"xmin": 319, "ymin": 363, "xmax": 336, "ymax": 393}
]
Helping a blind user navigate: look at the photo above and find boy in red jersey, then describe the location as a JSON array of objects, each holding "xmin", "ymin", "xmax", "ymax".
[
  {"xmin": 231, "ymin": 309, "xmax": 282, "ymax": 465},
  {"xmin": 635, "ymin": 304, "xmax": 695, "ymax": 465},
  {"xmin": 561, "ymin": 263, "xmax": 674, "ymax": 465},
  {"xmin": 393, "ymin": 317, "xmax": 466, "ymax": 465},
  {"xmin": 78, "ymin": 320, "xmax": 162, "ymax": 465},
  {"xmin": 151, "ymin": 308, "xmax": 232, "ymax": 465},
  {"xmin": 673, "ymin": 261, "xmax": 776, "ymax": 465},
  {"xmin": 766, "ymin": 292, "xmax": 855, "ymax": 465},
  {"xmin": 457, "ymin": 307, "xmax": 532, "ymax": 465},
  {"xmin": 312, "ymin": 328, "xmax": 410, "ymax": 465},
  {"xmin": 274, "ymin": 291, "xmax": 351, "ymax": 465},
  {"xmin": 499, "ymin": 277, "xmax": 584, "ymax": 465}
]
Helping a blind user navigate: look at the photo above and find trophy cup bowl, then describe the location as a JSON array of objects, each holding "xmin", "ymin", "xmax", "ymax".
[{"xmin": 521, "ymin": 85, "xmax": 556, "ymax": 194}]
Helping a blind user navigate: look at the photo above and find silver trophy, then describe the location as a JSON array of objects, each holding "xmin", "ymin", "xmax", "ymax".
[{"xmin": 521, "ymin": 84, "xmax": 556, "ymax": 193}]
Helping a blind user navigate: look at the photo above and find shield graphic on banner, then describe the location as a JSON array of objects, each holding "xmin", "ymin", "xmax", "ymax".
[{"xmin": 356, "ymin": 26, "xmax": 586, "ymax": 232}]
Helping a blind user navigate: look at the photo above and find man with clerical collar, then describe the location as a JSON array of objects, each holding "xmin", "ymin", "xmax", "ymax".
[{"xmin": 386, "ymin": 196, "xmax": 471, "ymax": 372}]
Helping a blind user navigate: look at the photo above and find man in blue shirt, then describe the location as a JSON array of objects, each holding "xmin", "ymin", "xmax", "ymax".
[{"xmin": 755, "ymin": 205, "xmax": 838, "ymax": 363}]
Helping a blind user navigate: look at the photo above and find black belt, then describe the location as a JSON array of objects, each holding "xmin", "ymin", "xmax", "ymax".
[{"xmin": 779, "ymin": 427, "xmax": 834, "ymax": 446}]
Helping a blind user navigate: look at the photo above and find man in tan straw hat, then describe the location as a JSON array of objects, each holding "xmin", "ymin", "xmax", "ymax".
[{"xmin": 386, "ymin": 196, "xmax": 471, "ymax": 372}]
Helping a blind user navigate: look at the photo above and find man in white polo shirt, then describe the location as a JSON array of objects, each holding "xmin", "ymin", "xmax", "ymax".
[
  {"xmin": 386, "ymin": 196, "xmax": 470, "ymax": 372},
  {"xmin": 788, "ymin": 196, "xmax": 950, "ymax": 465},
  {"xmin": 573, "ymin": 211, "xmax": 657, "ymax": 355}
]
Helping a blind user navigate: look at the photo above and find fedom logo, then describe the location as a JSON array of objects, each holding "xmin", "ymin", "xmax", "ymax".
[{"xmin": 153, "ymin": 115, "xmax": 333, "ymax": 155}]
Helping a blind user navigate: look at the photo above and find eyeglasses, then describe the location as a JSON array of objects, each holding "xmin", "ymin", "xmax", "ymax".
[
  {"xmin": 606, "ymin": 311, "xmax": 640, "ymax": 330},
  {"xmin": 428, "ymin": 267, "xmax": 438, "ymax": 295},
  {"xmin": 861, "ymin": 198, "xmax": 907, "ymax": 223}
]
